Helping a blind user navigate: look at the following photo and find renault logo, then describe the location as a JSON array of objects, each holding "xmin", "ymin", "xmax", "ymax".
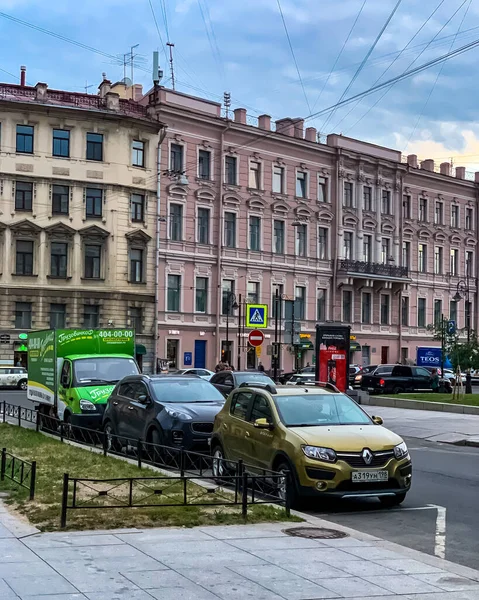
[{"xmin": 362, "ymin": 448, "xmax": 373, "ymax": 465}]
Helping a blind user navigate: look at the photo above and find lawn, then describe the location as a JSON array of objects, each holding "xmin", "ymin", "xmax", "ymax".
[
  {"xmin": 395, "ymin": 393, "xmax": 479, "ymax": 406},
  {"xmin": 0, "ymin": 424, "xmax": 300, "ymax": 532}
]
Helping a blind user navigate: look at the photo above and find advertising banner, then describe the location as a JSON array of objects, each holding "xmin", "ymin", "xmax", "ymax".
[
  {"xmin": 416, "ymin": 347, "xmax": 441, "ymax": 368},
  {"xmin": 315, "ymin": 325, "xmax": 351, "ymax": 393},
  {"xmin": 27, "ymin": 330, "xmax": 56, "ymax": 405},
  {"xmin": 56, "ymin": 329, "xmax": 134, "ymax": 357}
]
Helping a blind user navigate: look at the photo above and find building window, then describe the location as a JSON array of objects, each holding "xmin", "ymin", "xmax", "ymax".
[
  {"xmin": 222, "ymin": 280, "xmax": 235, "ymax": 315},
  {"xmin": 434, "ymin": 299, "xmax": 442, "ymax": 325},
  {"xmin": 52, "ymin": 129, "xmax": 70, "ymax": 158},
  {"xmin": 342, "ymin": 290, "xmax": 352, "ymax": 323},
  {"xmin": 419, "ymin": 197, "xmax": 428, "ymax": 222},
  {"xmin": 197, "ymin": 208, "xmax": 210, "ymax": 244},
  {"xmin": 402, "ymin": 241, "xmax": 410, "ymax": 268},
  {"xmin": 401, "ymin": 296, "xmax": 409, "ymax": 326},
  {"xmin": 466, "ymin": 251, "xmax": 474, "ymax": 278},
  {"xmin": 85, "ymin": 188, "xmax": 103, "ymax": 218},
  {"xmin": 466, "ymin": 207, "xmax": 473, "ymax": 230},
  {"xmin": 381, "ymin": 190, "xmax": 391, "ymax": 214},
  {"xmin": 195, "ymin": 277, "xmax": 208, "ymax": 313},
  {"xmin": 130, "ymin": 249, "xmax": 144, "ymax": 283},
  {"xmin": 435, "ymin": 201, "xmax": 443, "ymax": 225},
  {"xmin": 450, "ymin": 300, "xmax": 457, "ymax": 323},
  {"xmin": 170, "ymin": 143, "xmax": 183, "ymax": 172},
  {"xmin": 15, "ymin": 181, "xmax": 33, "ymax": 211},
  {"xmin": 225, "ymin": 156, "xmax": 237, "ymax": 185},
  {"xmin": 273, "ymin": 220, "xmax": 285, "ymax": 254},
  {"xmin": 167, "ymin": 274, "xmax": 181, "ymax": 312},
  {"xmin": 131, "ymin": 194, "xmax": 145, "ymax": 222},
  {"xmin": 15, "ymin": 302, "xmax": 32, "ymax": 329},
  {"xmin": 132, "ymin": 140, "xmax": 145, "ymax": 167},
  {"xmin": 363, "ymin": 186, "xmax": 372, "ymax": 211},
  {"xmin": 249, "ymin": 161, "xmax": 261, "ymax": 189},
  {"xmin": 318, "ymin": 176, "xmax": 328, "ymax": 203},
  {"xmin": 84, "ymin": 305, "xmax": 99, "ymax": 328},
  {"xmin": 273, "ymin": 166, "xmax": 284, "ymax": 194},
  {"xmin": 318, "ymin": 227, "xmax": 328, "ymax": 260},
  {"xmin": 247, "ymin": 281, "xmax": 259, "ymax": 304},
  {"xmin": 52, "ymin": 185, "xmax": 69, "ymax": 215},
  {"xmin": 15, "ymin": 241, "xmax": 33, "ymax": 275},
  {"xmin": 130, "ymin": 307, "xmax": 143, "ymax": 333},
  {"xmin": 344, "ymin": 231, "xmax": 353, "ymax": 260},
  {"xmin": 86, "ymin": 133, "xmax": 103, "ymax": 161},
  {"xmin": 451, "ymin": 205, "xmax": 459, "ymax": 228},
  {"xmin": 50, "ymin": 303, "xmax": 66, "ymax": 329},
  {"xmin": 380, "ymin": 294, "xmax": 390, "ymax": 325},
  {"xmin": 84, "ymin": 244, "xmax": 101, "ymax": 279},
  {"xmin": 361, "ymin": 292, "xmax": 371, "ymax": 324},
  {"xmin": 363, "ymin": 235, "xmax": 372, "ymax": 263},
  {"xmin": 317, "ymin": 289, "xmax": 326, "ymax": 321},
  {"xmin": 169, "ymin": 203, "xmax": 183, "ymax": 241},
  {"xmin": 249, "ymin": 216, "xmax": 261, "ymax": 251},
  {"xmin": 50, "ymin": 242, "xmax": 68, "ymax": 278},
  {"xmin": 418, "ymin": 243, "xmax": 427, "ymax": 273},
  {"xmin": 344, "ymin": 182, "xmax": 353, "ymax": 207},
  {"xmin": 403, "ymin": 194, "xmax": 411, "ymax": 219},
  {"xmin": 198, "ymin": 149, "xmax": 211, "ymax": 180},
  {"xmin": 16, "ymin": 125, "xmax": 34, "ymax": 154},
  {"xmin": 224, "ymin": 212, "xmax": 236, "ymax": 248},
  {"xmin": 450, "ymin": 249, "xmax": 458, "ymax": 276},
  {"xmin": 272, "ymin": 283, "xmax": 283, "ymax": 318},
  {"xmin": 434, "ymin": 246, "xmax": 443, "ymax": 275},
  {"xmin": 295, "ymin": 286, "xmax": 306, "ymax": 320},
  {"xmin": 295, "ymin": 224, "xmax": 307, "ymax": 257},
  {"xmin": 418, "ymin": 298, "xmax": 426, "ymax": 327},
  {"xmin": 296, "ymin": 171, "xmax": 307, "ymax": 198}
]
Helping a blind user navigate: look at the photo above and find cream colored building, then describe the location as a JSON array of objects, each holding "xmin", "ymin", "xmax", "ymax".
[{"xmin": 0, "ymin": 79, "xmax": 164, "ymax": 371}]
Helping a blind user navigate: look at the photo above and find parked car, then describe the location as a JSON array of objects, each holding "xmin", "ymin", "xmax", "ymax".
[
  {"xmin": 360, "ymin": 365, "xmax": 439, "ymax": 394},
  {"xmin": 211, "ymin": 383, "xmax": 412, "ymax": 506},
  {"xmin": 175, "ymin": 368, "xmax": 214, "ymax": 381},
  {"xmin": 349, "ymin": 366, "xmax": 362, "ymax": 386},
  {"xmin": 103, "ymin": 374, "xmax": 225, "ymax": 451},
  {"xmin": 443, "ymin": 369, "xmax": 466, "ymax": 386},
  {"xmin": 210, "ymin": 370, "xmax": 275, "ymax": 397},
  {"xmin": 286, "ymin": 373, "xmax": 316, "ymax": 386},
  {"xmin": 353, "ymin": 364, "xmax": 395, "ymax": 388},
  {"xmin": 421, "ymin": 367, "xmax": 453, "ymax": 392},
  {"xmin": 0, "ymin": 366, "xmax": 28, "ymax": 390},
  {"xmin": 279, "ymin": 366, "xmax": 314, "ymax": 384}
]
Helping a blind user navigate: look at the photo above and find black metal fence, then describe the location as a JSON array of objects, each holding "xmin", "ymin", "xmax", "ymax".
[{"xmin": 0, "ymin": 448, "xmax": 36, "ymax": 500}]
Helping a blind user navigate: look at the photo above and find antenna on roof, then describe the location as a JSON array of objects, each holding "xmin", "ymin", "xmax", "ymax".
[
  {"xmin": 167, "ymin": 42, "xmax": 175, "ymax": 90},
  {"xmin": 224, "ymin": 92, "xmax": 231, "ymax": 119},
  {"xmin": 84, "ymin": 81, "xmax": 94, "ymax": 94}
]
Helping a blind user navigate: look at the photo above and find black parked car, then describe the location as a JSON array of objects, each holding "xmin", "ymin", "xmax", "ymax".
[
  {"xmin": 102, "ymin": 374, "xmax": 225, "ymax": 451},
  {"xmin": 210, "ymin": 371, "xmax": 275, "ymax": 397}
]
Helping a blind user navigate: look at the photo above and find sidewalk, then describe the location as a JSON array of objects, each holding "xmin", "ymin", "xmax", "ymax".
[{"xmin": 2, "ymin": 500, "xmax": 479, "ymax": 599}]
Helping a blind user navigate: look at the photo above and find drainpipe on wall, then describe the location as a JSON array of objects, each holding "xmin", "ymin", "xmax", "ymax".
[
  {"xmin": 398, "ymin": 171, "xmax": 404, "ymax": 362},
  {"xmin": 332, "ymin": 148, "xmax": 341, "ymax": 320},
  {"xmin": 154, "ymin": 126, "xmax": 168, "ymax": 373},
  {"xmin": 215, "ymin": 122, "xmax": 231, "ymax": 365}
]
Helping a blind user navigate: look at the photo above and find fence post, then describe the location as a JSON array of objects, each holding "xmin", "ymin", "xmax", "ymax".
[
  {"xmin": 60, "ymin": 473, "xmax": 69, "ymax": 528},
  {"xmin": 60, "ymin": 422, "xmax": 64, "ymax": 443},
  {"xmin": 29, "ymin": 461, "xmax": 36, "ymax": 501},
  {"xmin": 18, "ymin": 406, "xmax": 21, "ymax": 428},
  {"xmin": 0, "ymin": 448, "xmax": 6, "ymax": 481},
  {"xmin": 102, "ymin": 431, "xmax": 108, "ymax": 457},
  {"xmin": 2, "ymin": 401, "xmax": 5, "ymax": 423},
  {"xmin": 241, "ymin": 470, "xmax": 248, "ymax": 519},
  {"xmin": 179, "ymin": 447, "xmax": 185, "ymax": 478},
  {"xmin": 284, "ymin": 470, "xmax": 291, "ymax": 517},
  {"xmin": 137, "ymin": 440, "xmax": 142, "ymax": 469},
  {"xmin": 36, "ymin": 411, "xmax": 41, "ymax": 433}
]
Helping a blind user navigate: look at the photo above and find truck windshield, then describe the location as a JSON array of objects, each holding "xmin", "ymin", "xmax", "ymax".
[
  {"xmin": 73, "ymin": 357, "xmax": 138, "ymax": 386},
  {"xmin": 274, "ymin": 394, "xmax": 372, "ymax": 426}
]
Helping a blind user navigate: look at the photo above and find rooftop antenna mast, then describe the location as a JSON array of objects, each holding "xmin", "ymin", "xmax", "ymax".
[
  {"xmin": 167, "ymin": 42, "xmax": 176, "ymax": 90},
  {"xmin": 130, "ymin": 44, "xmax": 139, "ymax": 99},
  {"xmin": 84, "ymin": 81, "xmax": 94, "ymax": 94},
  {"xmin": 223, "ymin": 92, "xmax": 231, "ymax": 119}
]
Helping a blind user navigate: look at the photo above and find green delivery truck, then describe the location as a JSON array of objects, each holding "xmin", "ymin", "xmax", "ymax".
[{"xmin": 27, "ymin": 329, "xmax": 140, "ymax": 428}]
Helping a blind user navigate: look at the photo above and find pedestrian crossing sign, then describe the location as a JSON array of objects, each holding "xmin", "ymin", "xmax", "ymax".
[{"xmin": 246, "ymin": 304, "xmax": 268, "ymax": 328}]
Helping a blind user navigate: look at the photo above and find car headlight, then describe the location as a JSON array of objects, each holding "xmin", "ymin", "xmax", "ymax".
[
  {"xmin": 354, "ymin": 374, "xmax": 362, "ymax": 381},
  {"xmin": 302, "ymin": 445, "xmax": 337, "ymax": 463},
  {"xmin": 164, "ymin": 406, "xmax": 192, "ymax": 420},
  {"xmin": 394, "ymin": 441, "xmax": 409, "ymax": 460},
  {"xmin": 80, "ymin": 399, "xmax": 96, "ymax": 411}
]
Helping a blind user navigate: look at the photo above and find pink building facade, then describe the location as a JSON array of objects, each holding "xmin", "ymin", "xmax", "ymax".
[{"xmin": 147, "ymin": 87, "xmax": 478, "ymax": 373}]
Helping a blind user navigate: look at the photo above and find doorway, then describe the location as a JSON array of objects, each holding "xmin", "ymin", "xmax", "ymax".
[
  {"xmin": 361, "ymin": 345, "xmax": 370, "ymax": 366},
  {"xmin": 194, "ymin": 340, "xmax": 206, "ymax": 368},
  {"xmin": 381, "ymin": 346, "xmax": 389, "ymax": 364},
  {"xmin": 166, "ymin": 339, "xmax": 179, "ymax": 369}
]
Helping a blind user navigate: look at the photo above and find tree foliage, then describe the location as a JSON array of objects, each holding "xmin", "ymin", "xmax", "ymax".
[{"xmin": 426, "ymin": 322, "xmax": 479, "ymax": 371}]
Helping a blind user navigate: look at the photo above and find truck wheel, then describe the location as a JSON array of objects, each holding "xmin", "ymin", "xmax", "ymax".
[{"xmin": 392, "ymin": 386, "xmax": 404, "ymax": 394}]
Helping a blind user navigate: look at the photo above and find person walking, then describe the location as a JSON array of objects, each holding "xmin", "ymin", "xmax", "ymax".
[{"xmin": 430, "ymin": 368, "xmax": 439, "ymax": 393}]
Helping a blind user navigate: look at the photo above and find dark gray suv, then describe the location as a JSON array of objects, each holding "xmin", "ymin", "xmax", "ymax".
[{"xmin": 103, "ymin": 374, "xmax": 225, "ymax": 451}]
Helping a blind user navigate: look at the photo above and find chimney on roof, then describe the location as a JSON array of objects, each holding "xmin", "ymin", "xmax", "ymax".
[
  {"xmin": 440, "ymin": 162, "xmax": 450, "ymax": 176},
  {"xmin": 456, "ymin": 166, "xmax": 466, "ymax": 179},
  {"xmin": 133, "ymin": 84, "xmax": 143, "ymax": 101},
  {"xmin": 421, "ymin": 159, "xmax": 434, "ymax": 172},
  {"xmin": 20, "ymin": 66, "xmax": 26, "ymax": 87},
  {"xmin": 407, "ymin": 154, "xmax": 418, "ymax": 168},
  {"xmin": 98, "ymin": 78, "xmax": 112, "ymax": 98},
  {"xmin": 234, "ymin": 108, "xmax": 247, "ymax": 124},
  {"xmin": 258, "ymin": 114, "xmax": 271, "ymax": 131},
  {"xmin": 275, "ymin": 118, "xmax": 295, "ymax": 136},
  {"xmin": 305, "ymin": 127, "xmax": 317, "ymax": 142}
]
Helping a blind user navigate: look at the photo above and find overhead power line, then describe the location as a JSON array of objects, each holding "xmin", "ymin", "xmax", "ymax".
[
  {"xmin": 276, "ymin": 0, "xmax": 311, "ymax": 113},
  {"xmin": 197, "ymin": 0, "xmax": 225, "ymax": 84}
]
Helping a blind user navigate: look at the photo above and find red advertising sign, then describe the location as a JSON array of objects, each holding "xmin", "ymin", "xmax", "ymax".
[
  {"xmin": 248, "ymin": 329, "xmax": 264, "ymax": 347},
  {"xmin": 315, "ymin": 326, "xmax": 351, "ymax": 393}
]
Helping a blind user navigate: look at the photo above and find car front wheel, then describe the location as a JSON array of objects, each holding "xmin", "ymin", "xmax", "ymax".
[{"xmin": 211, "ymin": 444, "xmax": 229, "ymax": 480}]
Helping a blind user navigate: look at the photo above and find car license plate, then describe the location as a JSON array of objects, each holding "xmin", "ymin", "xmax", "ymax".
[
  {"xmin": 352, "ymin": 470, "xmax": 388, "ymax": 482},
  {"xmin": 367, "ymin": 387, "xmax": 375, "ymax": 392}
]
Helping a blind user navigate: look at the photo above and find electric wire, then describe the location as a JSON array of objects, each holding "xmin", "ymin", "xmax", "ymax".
[
  {"xmin": 159, "ymin": 0, "xmax": 170, "ymax": 43},
  {"xmin": 147, "ymin": 0, "xmax": 169, "ymax": 64},
  {"xmin": 197, "ymin": 0, "xmax": 225, "ymax": 83}
]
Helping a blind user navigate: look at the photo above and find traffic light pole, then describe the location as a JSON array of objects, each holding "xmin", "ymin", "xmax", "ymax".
[
  {"xmin": 273, "ymin": 289, "xmax": 279, "ymax": 382},
  {"xmin": 439, "ymin": 314, "xmax": 445, "ymax": 393}
]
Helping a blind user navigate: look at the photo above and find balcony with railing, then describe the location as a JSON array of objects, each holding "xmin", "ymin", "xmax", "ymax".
[{"xmin": 339, "ymin": 259, "xmax": 409, "ymax": 280}]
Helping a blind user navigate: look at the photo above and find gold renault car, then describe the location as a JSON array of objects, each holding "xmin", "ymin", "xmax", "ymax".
[{"xmin": 211, "ymin": 383, "xmax": 412, "ymax": 506}]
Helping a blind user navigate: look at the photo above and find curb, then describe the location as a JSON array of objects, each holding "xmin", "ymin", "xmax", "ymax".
[{"xmin": 361, "ymin": 394, "xmax": 479, "ymax": 415}]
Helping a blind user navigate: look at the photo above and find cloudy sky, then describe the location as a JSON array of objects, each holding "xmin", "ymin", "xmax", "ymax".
[{"xmin": 1, "ymin": 0, "xmax": 479, "ymax": 169}]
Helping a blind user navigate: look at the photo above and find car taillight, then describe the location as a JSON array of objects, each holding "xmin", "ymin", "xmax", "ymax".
[{"xmin": 379, "ymin": 379, "xmax": 385, "ymax": 386}]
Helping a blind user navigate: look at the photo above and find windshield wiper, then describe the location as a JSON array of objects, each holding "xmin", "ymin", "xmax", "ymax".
[
  {"xmin": 287, "ymin": 423, "xmax": 325, "ymax": 427},
  {"xmin": 79, "ymin": 378, "xmax": 112, "ymax": 384}
]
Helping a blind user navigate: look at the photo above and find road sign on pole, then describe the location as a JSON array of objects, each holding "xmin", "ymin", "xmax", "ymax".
[
  {"xmin": 246, "ymin": 304, "xmax": 268, "ymax": 328},
  {"xmin": 248, "ymin": 329, "xmax": 264, "ymax": 347}
]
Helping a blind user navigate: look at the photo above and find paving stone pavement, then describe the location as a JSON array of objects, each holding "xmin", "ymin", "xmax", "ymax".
[{"xmin": 2, "ymin": 501, "xmax": 479, "ymax": 599}]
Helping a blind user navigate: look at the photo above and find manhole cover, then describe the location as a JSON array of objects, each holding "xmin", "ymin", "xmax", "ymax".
[{"xmin": 283, "ymin": 527, "xmax": 348, "ymax": 540}]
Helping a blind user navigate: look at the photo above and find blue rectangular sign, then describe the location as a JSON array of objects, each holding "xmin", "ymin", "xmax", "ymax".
[
  {"xmin": 184, "ymin": 352, "xmax": 192, "ymax": 366},
  {"xmin": 416, "ymin": 347, "xmax": 441, "ymax": 367}
]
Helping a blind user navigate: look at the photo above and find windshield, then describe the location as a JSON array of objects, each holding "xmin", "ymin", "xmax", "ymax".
[
  {"xmin": 274, "ymin": 393, "xmax": 372, "ymax": 426},
  {"xmin": 151, "ymin": 379, "xmax": 224, "ymax": 403},
  {"xmin": 74, "ymin": 357, "xmax": 138, "ymax": 386},
  {"xmin": 235, "ymin": 373, "xmax": 275, "ymax": 385}
]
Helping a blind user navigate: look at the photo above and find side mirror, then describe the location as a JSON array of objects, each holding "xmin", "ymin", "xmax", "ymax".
[
  {"xmin": 372, "ymin": 416, "xmax": 383, "ymax": 425},
  {"xmin": 254, "ymin": 418, "xmax": 273, "ymax": 430},
  {"xmin": 137, "ymin": 394, "xmax": 150, "ymax": 404}
]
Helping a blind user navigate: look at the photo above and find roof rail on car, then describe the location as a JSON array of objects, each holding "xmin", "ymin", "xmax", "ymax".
[{"xmin": 238, "ymin": 382, "xmax": 277, "ymax": 394}]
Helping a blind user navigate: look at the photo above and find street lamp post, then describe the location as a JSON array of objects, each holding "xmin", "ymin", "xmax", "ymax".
[
  {"xmin": 225, "ymin": 292, "xmax": 238, "ymax": 366},
  {"xmin": 453, "ymin": 275, "xmax": 472, "ymax": 393}
]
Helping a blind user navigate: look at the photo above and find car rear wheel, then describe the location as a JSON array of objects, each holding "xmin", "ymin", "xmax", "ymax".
[
  {"xmin": 18, "ymin": 379, "xmax": 27, "ymax": 391},
  {"xmin": 380, "ymin": 492, "xmax": 406, "ymax": 507},
  {"xmin": 103, "ymin": 421, "xmax": 121, "ymax": 452},
  {"xmin": 392, "ymin": 386, "xmax": 404, "ymax": 394}
]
